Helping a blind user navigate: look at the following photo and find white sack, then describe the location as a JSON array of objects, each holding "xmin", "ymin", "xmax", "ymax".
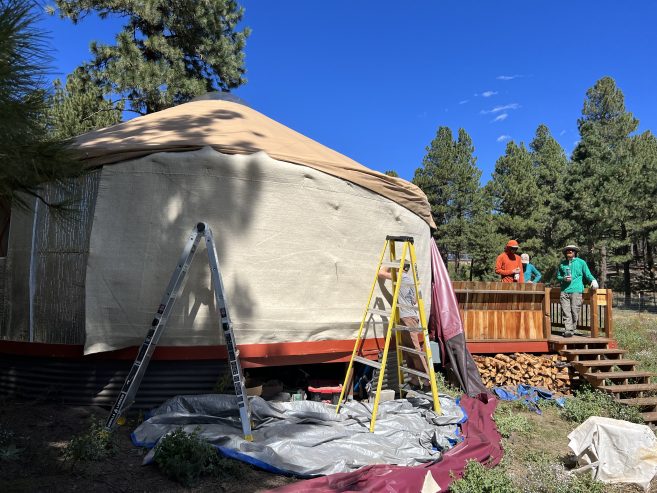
[{"xmin": 568, "ymin": 416, "xmax": 657, "ymax": 491}]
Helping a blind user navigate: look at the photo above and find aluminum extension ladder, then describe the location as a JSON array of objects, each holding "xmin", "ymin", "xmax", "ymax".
[
  {"xmin": 105, "ymin": 222, "xmax": 254, "ymax": 441},
  {"xmin": 335, "ymin": 235, "xmax": 441, "ymax": 432}
]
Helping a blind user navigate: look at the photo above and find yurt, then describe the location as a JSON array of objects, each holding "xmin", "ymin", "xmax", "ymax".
[{"xmin": 0, "ymin": 95, "xmax": 435, "ymax": 405}]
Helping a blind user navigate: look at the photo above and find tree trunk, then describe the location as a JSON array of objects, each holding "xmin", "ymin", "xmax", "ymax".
[
  {"xmin": 599, "ymin": 243, "xmax": 607, "ymax": 289},
  {"xmin": 620, "ymin": 223, "xmax": 631, "ymax": 306}
]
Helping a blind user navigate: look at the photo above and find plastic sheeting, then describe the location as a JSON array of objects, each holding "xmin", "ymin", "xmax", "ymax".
[
  {"xmin": 568, "ymin": 416, "xmax": 657, "ymax": 491},
  {"xmin": 271, "ymin": 393, "xmax": 503, "ymax": 493},
  {"xmin": 131, "ymin": 393, "xmax": 466, "ymax": 477}
]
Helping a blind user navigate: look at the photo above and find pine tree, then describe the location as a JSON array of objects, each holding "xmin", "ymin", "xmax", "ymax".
[
  {"xmin": 52, "ymin": 0, "xmax": 250, "ymax": 116},
  {"xmin": 529, "ymin": 124, "xmax": 568, "ymax": 278},
  {"xmin": 413, "ymin": 127, "xmax": 484, "ymax": 279},
  {"xmin": 48, "ymin": 69, "xmax": 123, "ymax": 139},
  {"xmin": 566, "ymin": 76, "xmax": 638, "ymax": 289},
  {"xmin": 486, "ymin": 141, "xmax": 541, "ymax": 249},
  {"xmin": 0, "ymin": 0, "xmax": 83, "ymax": 208}
]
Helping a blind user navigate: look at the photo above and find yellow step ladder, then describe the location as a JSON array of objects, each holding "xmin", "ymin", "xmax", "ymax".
[{"xmin": 335, "ymin": 235, "xmax": 441, "ymax": 432}]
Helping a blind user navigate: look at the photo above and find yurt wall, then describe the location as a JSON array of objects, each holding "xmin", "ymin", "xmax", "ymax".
[{"xmin": 84, "ymin": 147, "xmax": 431, "ymax": 354}]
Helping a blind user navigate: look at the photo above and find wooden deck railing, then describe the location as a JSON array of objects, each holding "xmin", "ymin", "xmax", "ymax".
[
  {"xmin": 548, "ymin": 288, "xmax": 613, "ymax": 339},
  {"xmin": 452, "ymin": 282, "xmax": 614, "ymax": 345}
]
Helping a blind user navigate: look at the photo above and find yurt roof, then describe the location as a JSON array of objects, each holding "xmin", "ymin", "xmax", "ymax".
[{"xmin": 71, "ymin": 99, "xmax": 435, "ymax": 228}]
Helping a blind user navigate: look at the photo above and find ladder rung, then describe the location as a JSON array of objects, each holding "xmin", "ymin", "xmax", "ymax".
[
  {"xmin": 381, "ymin": 261, "xmax": 406, "ymax": 269},
  {"xmin": 367, "ymin": 308, "xmax": 391, "ymax": 317},
  {"xmin": 404, "ymin": 388, "xmax": 434, "ymax": 401},
  {"xmin": 394, "ymin": 325, "xmax": 424, "ymax": 333},
  {"xmin": 399, "ymin": 365, "xmax": 430, "ymax": 380},
  {"xmin": 399, "ymin": 346, "xmax": 429, "ymax": 357},
  {"xmin": 353, "ymin": 355, "xmax": 382, "ymax": 369},
  {"xmin": 397, "ymin": 302, "xmax": 418, "ymax": 311}
]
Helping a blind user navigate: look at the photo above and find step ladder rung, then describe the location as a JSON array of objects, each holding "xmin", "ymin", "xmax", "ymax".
[
  {"xmin": 381, "ymin": 261, "xmax": 407, "ymax": 269},
  {"xmin": 367, "ymin": 308, "xmax": 390, "ymax": 317},
  {"xmin": 353, "ymin": 355, "xmax": 382, "ymax": 370},
  {"xmin": 403, "ymin": 388, "xmax": 435, "ymax": 401},
  {"xmin": 397, "ymin": 302, "xmax": 418, "ymax": 311},
  {"xmin": 394, "ymin": 325, "xmax": 424, "ymax": 333},
  {"xmin": 399, "ymin": 365, "xmax": 430, "ymax": 380},
  {"xmin": 399, "ymin": 346, "xmax": 429, "ymax": 357}
]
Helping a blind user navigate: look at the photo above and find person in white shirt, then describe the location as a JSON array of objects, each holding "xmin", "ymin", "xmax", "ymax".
[{"xmin": 378, "ymin": 262, "xmax": 430, "ymax": 389}]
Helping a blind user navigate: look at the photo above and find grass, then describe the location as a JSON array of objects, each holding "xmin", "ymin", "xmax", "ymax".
[
  {"xmin": 476, "ymin": 310, "xmax": 657, "ymax": 492},
  {"xmin": 614, "ymin": 310, "xmax": 657, "ymax": 376}
]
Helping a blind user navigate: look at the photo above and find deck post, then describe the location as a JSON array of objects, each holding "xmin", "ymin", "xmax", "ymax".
[
  {"xmin": 605, "ymin": 289, "xmax": 613, "ymax": 339},
  {"xmin": 543, "ymin": 287, "xmax": 551, "ymax": 338},
  {"xmin": 590, "ymin": 288, "xmax": 599, "ymax": 338}
]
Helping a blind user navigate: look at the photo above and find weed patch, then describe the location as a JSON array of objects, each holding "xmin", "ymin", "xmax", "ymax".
[
  {"xmin": 154, "ymin": 427, "xmax": 246, "ymax": 488},
  {"xmin": 63, "ymin": 417, "xmax": 116, "ymax": 462},
  {"xmin": 450, "ymin": 460, "xmax": 518, "ymax": 493},
  {"xmin": 494, "ymin": 404, "xmax": 532, "ymax": 438},
  {"xmin": 561, "ymin": 386, "xmax": 644, "ymax": 424}
]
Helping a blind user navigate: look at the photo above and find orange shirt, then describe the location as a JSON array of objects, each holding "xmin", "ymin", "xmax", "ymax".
[{"xmin": 495, "ymin": 252, "xmax": 524, "ymax": 283}]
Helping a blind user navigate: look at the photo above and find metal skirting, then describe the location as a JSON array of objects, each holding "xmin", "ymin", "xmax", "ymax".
[{"xmin": 0, "ymin": 355, "xmax": 229, "ymax": 410}]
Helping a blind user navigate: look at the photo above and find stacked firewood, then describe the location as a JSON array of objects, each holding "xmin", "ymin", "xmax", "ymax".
[{"xmin": 473, "ymin": 353, "xmax": 571, "ymax": 394}]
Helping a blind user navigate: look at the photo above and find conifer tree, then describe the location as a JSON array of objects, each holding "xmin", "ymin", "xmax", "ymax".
[
  {"xmin": 48, "ymin": 68, "xmax": 123, "ymax": 139},
  {"xmin": 413, "ymin": 127, "xmax": 485, "ymax": 278},
  {"xmin": 486, "ymin": 141, "xmax": 541, "ymax": 248},
  {"xmin": 51, "ymin": 0, "xmax": 250, "ymax": 117},
  {"xmin": 0, "ymin": 0, "xmax": 83, "ymax": 208},
  {"xmin": 529, "ymin": 124, "xmax": 568, "ymax": 277},
  {"xmin": 565, "ymin": 76, "xmax": 638, "ymax": 288}
]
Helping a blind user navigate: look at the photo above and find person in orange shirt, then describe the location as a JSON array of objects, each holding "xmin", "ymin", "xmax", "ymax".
[{"xmin": 495, "ymin": 240, "xmax": 524, "ymax": 283}]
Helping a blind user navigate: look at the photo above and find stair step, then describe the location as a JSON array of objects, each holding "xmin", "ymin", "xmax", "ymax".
[
  {"xmin": 599, "ymin": 383, "xmax": 657, "ymax": 394},
  {"xmin": 561, "ymin": 349, "xmax": 627, "ymax": 356},
  {"xmin": 616, "ymin": 396, "xmax": 657, "ymax": 406},
  {"xmin": 584, "ymin": 371, "xmax": 656, "ymax": 380},
  {"xmin": 641, "ymin": 412, "xmax": 657, "ymax": 423},
  {"xmin": 573, "ymin": 359, "xmax": 639, "ymax": 369},
  {"xmin": 550, "ymin": 336, "xmax": 613, "ymax": 344}
]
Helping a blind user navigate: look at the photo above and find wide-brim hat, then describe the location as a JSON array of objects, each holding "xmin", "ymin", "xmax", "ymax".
[{"xmin": 562, "ymin": 244, "xmax": 580, "ymax": 253}]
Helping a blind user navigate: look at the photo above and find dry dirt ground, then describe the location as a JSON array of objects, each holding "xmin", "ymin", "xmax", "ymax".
[{"xmin": 0, "ymin": 399, "xmax": 298, "ymax": 493}]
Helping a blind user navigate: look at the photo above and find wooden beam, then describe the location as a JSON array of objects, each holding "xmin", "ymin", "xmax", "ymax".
[
  {"xmin": 590, "ymin": 288, "xmax": 599, "ymax": 338},
  {"xmin": 605, "ymin": 289, "xmax": 614, "ymax": 339}
]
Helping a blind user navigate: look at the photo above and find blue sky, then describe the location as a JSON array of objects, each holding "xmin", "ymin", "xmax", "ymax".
[{"xmin": 37, "ymin": 1, "xmax": 657, "ymax": 183}]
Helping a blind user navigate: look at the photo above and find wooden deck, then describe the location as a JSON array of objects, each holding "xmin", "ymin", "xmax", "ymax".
[{"xmin": 456, "ymin": 281, "xmax": 614, "ymax": 353}]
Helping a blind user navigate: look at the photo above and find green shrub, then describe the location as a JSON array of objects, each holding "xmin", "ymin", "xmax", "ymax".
[
  {"xmin": 561, "ymin": 387, "xmax": 643, "ymax": 424},
  {"xmin": 0, "ymin": 425, "xmax": 14, "ymax": 447},
  {"xmin": 450, "ymin": 460, "xmax": 518, "ymax": 493},
  {"xmin": 494, "ymin": 406, "xmax": 532, "ymax": 438},
  {"xmin": 154, "ymin": 427, "xmax": 246, "ymax": 487},
  {"xmin": 63, "ymin": 417, "xmax": 116, "ymax": 462},
  {"xmin": 434, "ymin": 371, "xmax": 462, "ymax": 398}
]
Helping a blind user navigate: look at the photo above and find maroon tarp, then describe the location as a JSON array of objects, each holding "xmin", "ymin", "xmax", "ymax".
[
  {"xmin": 428, "ymin": 241, "xmax": 488, "ymax": 396},
  {"xmin": 268, "ymin": 393, "xmax": 502, "ymax": 493}
]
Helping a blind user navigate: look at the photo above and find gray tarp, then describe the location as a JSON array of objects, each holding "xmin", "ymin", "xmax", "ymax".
[{"xmin": 132, "ymin": 394, "xmax": 465, "ymax": 477}]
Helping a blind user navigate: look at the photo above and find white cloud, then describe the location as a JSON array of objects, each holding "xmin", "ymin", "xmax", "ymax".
[
  {"xmin": 459, "ymin": 99, "xmax": 469, "ymax": 104},
  {"xmin": 497, "ymin": 74, "xmax": 523, "ymax": 80},
  {"xmin": 492, "ymin": 113, "xmax": 508, "ymax": 122},
  {"xmin": 560, "ymin": 130, "xmax": 567, "ymax": 136},
  {"xmin": 482, "ymin": 91, "xmax": 498, "ymax": 98},
  {"xmin": 497, "ymin": 135, "xmax": 511, "ymax": 142},
  {"xmin": 481, "ymin": 103, "xmax": 520, "ymax": 115}
]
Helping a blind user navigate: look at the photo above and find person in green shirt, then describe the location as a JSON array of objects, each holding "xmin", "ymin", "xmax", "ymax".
[
  {"xmin": 556, "ymin": 244, "xmax": 599, "ymax": 337},
  {"xmin": 520, "ymin": 253, "xmax": 542, "ymax": 283}
]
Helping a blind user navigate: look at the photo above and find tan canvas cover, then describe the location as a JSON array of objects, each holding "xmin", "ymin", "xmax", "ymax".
[
  {"xmin": 71, "ymin": 100, "xmax": 435, "ymax": 229},
  {"xmin": 85, "ymin": 147, "xmax": 431, "ymax": 354}
]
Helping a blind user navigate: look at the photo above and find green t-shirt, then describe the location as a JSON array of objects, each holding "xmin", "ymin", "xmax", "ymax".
[{"xmin": 556, "ymin": 257, "xmax": 596, "ymax": 293}]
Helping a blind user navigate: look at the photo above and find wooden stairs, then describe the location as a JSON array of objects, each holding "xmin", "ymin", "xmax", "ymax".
[{"xmin": 550, "ymin": 335, "xmax": 657, "ymax": 425}]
